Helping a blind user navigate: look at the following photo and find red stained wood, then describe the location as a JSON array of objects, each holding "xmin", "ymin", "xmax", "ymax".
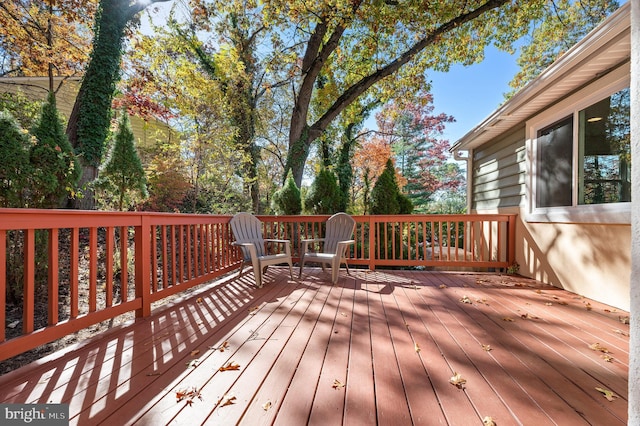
[{"xmin": 0, "ymin": 270, "xmax": 629, "ymax": 426}]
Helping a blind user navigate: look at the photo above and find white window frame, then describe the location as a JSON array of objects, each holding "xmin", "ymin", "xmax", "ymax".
[{"xmin": 526, "ymin": 65, "xmax": 631, "ymax": 224}]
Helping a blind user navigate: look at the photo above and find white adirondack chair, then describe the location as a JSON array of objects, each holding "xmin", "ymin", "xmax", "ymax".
[
  {"xmin": 230, "ymin": 212, "xmax": 293, "ymax": 287},
  {"xmin": 299, "ymin": 213, "xmax": 355, "ymax": 283}
]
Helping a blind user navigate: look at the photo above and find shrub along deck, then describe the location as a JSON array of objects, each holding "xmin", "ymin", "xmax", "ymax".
[{"xmin": 0, "ymin": 268, "xmax": 629, "ymax": 425}]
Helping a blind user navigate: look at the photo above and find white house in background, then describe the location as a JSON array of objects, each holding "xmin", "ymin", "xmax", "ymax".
[
  {"xmin": 0, "ymin": 76, "xmax": 174, "ymax": 152},
  {"xmin": 451, "ymin": 3, "xmax": 631, "ymax": 311}
]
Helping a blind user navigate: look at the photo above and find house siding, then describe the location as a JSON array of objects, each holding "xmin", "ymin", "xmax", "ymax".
[{"xmin": 472, "ymin": 126, "xmax": 526, "ymax": 211}]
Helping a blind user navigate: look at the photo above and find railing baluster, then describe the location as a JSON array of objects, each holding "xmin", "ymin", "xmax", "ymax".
[
  {"xmin": 89, "ymin": 227, "xmax": 97, "ymax": 313},
  {"xmin": 48, "ymin": 229, "xmax": 59, "ymax": 326},
  {"xmin": 0, "ymin": 230, "xmax": 5, "ymax": 342},
  {"xmin": 106, "ymin": 227, "xmax": 114, "ymax": 307},
  {"xmin": 23, "ymin": 229, "xmax": 35, "ymax": 334},
  {"xmin": 70, "ymin": 227, "xmax": 79, "ymax": 319}
]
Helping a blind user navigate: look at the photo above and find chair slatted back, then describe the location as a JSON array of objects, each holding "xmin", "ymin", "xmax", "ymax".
[
  {"xmin": 323, "ymin": 213, "xmax": 355, "ymax": 254},
  {"xmin": 230, "ymin": 212, "xmax": 266, "ymax": 258}
]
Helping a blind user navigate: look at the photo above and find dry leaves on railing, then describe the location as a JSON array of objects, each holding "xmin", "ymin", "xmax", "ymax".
[
  {"xmin": 449, "ymin": 372, "xmax": 466, "ymax": 389},
  {"xmin": 219, "ymin": 361, "xmax": 241, "ymax": 372}
]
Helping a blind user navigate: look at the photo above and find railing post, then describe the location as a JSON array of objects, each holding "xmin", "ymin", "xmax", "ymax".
[
  {"xmin": 507, "ymin": 214, "xmax": 517, "ymax": 267},
  {"xmin": 135, "ymin": 215, "xmax": 152, "ymax": 318}
]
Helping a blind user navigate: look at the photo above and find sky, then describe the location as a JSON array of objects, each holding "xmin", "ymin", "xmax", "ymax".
[{"xmin": 140, "ymin": 2, "xmax": 520, "ymax": 146}]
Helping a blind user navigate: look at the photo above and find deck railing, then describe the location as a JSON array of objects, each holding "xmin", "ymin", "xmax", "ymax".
[{"xmin": 0, "ymin": 209, "xmax": 516, "ymax": 362}]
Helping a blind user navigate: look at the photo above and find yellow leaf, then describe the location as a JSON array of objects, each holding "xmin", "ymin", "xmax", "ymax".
[
  {"xmin": 589, "ymin": 343, "xmax": 610, "ymax": 353},
  {"xmin": 439, "ymin": 284, "xmax": 448, "ymax": 289},
  {"xmin": 619, "ymin": 316, "xmax": 630, "ymax": 324},
  {"xmin": 332, "ymin": 379, "xmax": 345, "ymax": 389},
  {"xmin": 414, "ymin": 342, "xmax": 421, "ymax": 353},
  {"xmin": 219, "ymin": 361, "xmax": 241, "ymax": 372},
  {"xmin": 481, "ymin": 344, "xmax": 492, "ymax": 352},
  {"xmin": 262, "ymin": 401, "xmax": 272, "ymax": 411},
  {"xmin": 545, "ymin": 302, "xmax": 553, "ymax": 306},
  {"xmin": 449, "ymin": 372, "xmax": 466, "ymax": 389},
  {"xmin": 191, "ymin": 349, "xmax": 200, "ymax": 357},
  {"xmin": 196, "ymin": 297, "xmax": 203, "ymax": 303},
  {"xmin": 601, "ymin": 354, "xmax": 614, "ymax": 362},
  {"xmin": 595, "ymin": 387, "xmax": 618, "ymax": 401},
  {"xmin": 502, "ymin": 317, "xmax": 515, "ymax": 322},
  {"xmin": 483, "ymin": 416, "xmax": 497, "ymax": 426},
  {"xmin": 459, "ymin": 295, "xmax": 472, "ymax": 304}
]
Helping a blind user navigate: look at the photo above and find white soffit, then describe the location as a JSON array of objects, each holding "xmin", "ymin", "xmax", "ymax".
[{"xmin": 452, "ymin": 2, "xmax": 631, "ymax": 152}]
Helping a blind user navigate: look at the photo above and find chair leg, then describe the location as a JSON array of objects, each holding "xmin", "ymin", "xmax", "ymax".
[
  {"xmin": 299, "ymin": 256, "xmax": 305, "ymax": 278},
  {"xmin": 251, "ymin": 257, "xmax": 262, "ymax": 288},
  {"xmin": 287, "ymin": 260, "xmax": 294, "ymax": 280}
]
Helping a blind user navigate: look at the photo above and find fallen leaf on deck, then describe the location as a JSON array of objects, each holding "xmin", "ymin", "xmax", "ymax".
[
  {"xmin": 604, "ymin": 309, "xmax": 611, "ymax": 313},
  {"xmin": 215, "ymin": 341, "xmax": 230, "ymax": 352},
  {"xmin": 439, "ymin": 284, "xmax": 448, "ymax": 289},
  {"xmin": 186, "ymin": 359, "xmax": 200, "ymax": 368},
  {"xmin": 545, "ymin": 302, "xmax": 553, "ymax": 306},
  {"xmin": 483, "ymin": 416, "xmax": 497, "ymax": 426},
  {"xmin": 481, "ymin": 344, "xmax": 492, "ymax": 352},
  {"xmin": 502, "ymin": 317, "xmax": 515, "ymax": 322},
  {"xmin": 219, "ymin": 361, "xmax": 241, "ymax": 372},
  {"xmin": 414, "ymin": 342, "xmax": 421, "ymax": 353},
  {"xmin": 262, "ymin": 401, "xmax": 272, "ymax": 411},
  {"xmin": 176, "ymin": 387, "xmax": 202, "ymax": 405},
  {"xmin": 248, "ymin": 306, "xmax": 260, "ymax": 315},
  {"xmin": 191, "ymin": 349, "xmax": 200, "ymax": 357},
  {"xmin": 585, "ymin": 302, "xmax": 592, "ymax": 311},
  {"xmin": 332, "ymin": 379, "xmax": 345, "ymax": 389},
  {"xmin": 340, "ymin": 312, "xmax": 347, "ymax": 317},
  {"xmin": 558, "ymin": 301, "xmax": 569, "ymax": 305},
  {"xmin": 449, "ymin": 372, "xmax": 466, "ymax": 389},
  {"xmin": 613, "ymin": 329, "xmax": 629, "ymax": 336},
  {"xmin": 459, "ymin": 295, "xmax": 472, "ymax": 304},
  {"xmin": 520, "ymin": 313, "xmax": 538, "ymax": 320},
  {"xmin": 196, "ymin": 297, "xmax": 203, "ymax": 303},
  {"xmin": 619, "ymin": 316, "xmax": 630, "ymax": 324},
  {"xmin": 220, "ymin": 395, "xmax": 237, "ymax": 407},
  {"xmin": 601, "ymin": 354, "xmax": 614, "ymax": 362},
  {"xmin": 475, "ymin": 298, "xmax": 489, "ymax": 305},
  {"xmin": 535, "ymin": 289, "xmax": 543, "ymax": 294},
  {"xmin": 589, "ymin": 343, "xmax": 610, "ymax": 353},
  {"xmin": 595, "ymin": 387, "xmax": 618, "ymax": 401}
]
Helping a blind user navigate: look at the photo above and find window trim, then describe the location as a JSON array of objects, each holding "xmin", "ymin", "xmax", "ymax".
[{"xmin": 525, "ymin": 65, "xmax": 631, "ymax": 224}]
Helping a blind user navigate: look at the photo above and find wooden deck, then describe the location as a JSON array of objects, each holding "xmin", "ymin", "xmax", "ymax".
[{"xmin": 0, "ymin": 268, "xmax": 629, "ymax": 425}]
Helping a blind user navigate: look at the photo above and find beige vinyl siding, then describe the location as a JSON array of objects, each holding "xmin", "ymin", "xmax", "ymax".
[{"xmin": 472, "ymin": 126, "xmax": 526, "ymax": 210}]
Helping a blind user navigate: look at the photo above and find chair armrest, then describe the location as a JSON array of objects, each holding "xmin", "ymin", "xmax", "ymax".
[
  {"xmin": 264, "ymin": 238, "xmax": 291, "ymax": 245},
  {"xmin": 336, "ymin": 240, "xmax": 355, "ymax": 258},
  {"xmin": 301, "ymin": 238, "xmax": 325, "ymax": 253}
]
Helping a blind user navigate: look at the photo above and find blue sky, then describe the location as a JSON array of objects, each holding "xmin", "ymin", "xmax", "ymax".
[{"xmin": 428, "ymin": 46, "xmax": 519, "ymax": 145}]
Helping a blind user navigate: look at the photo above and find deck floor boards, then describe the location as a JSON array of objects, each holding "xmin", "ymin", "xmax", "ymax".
[{"xmin": 0, "ymin": 269, "xmax": 630, "ymax": 425}]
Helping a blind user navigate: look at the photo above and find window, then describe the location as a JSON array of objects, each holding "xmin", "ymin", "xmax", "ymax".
[
  {"xmin": 578, "ymin": 88, "xmax": 631, "ymax": 204},
  {"xmin": 529, "ymin": 72, "xmax": 631, "ymax": 223}
]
